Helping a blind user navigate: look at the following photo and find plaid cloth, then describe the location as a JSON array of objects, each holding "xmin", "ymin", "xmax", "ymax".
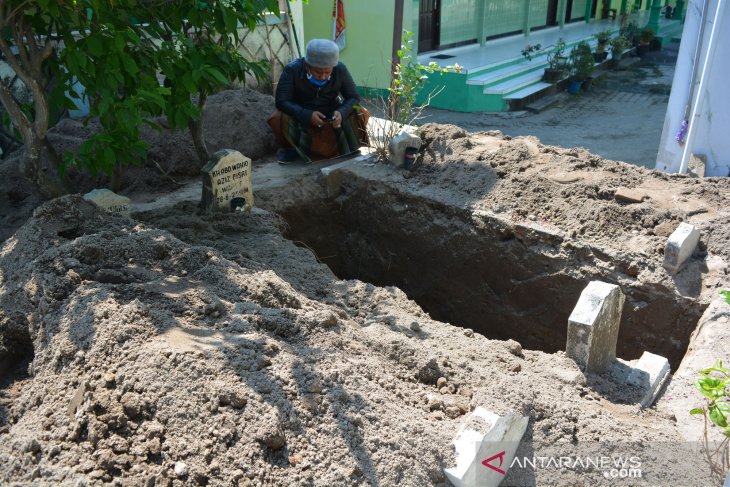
[{"xmin": 268, "ymin": 107, "xmax": 369, "ymax": 162}]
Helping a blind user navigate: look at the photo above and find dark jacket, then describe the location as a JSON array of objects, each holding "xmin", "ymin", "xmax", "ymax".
[{"xmin": 275, "ymin": 57, "xmax": 360, "ymax": 125}]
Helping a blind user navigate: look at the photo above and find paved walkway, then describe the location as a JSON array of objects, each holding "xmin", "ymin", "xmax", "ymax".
[
  {"xmin": 420, "ymin": 43, "xmax": 680, "ymax": 169},
  {"xmin": 417, "ymin": 11, "xmax": 679, "ymax": 73}
]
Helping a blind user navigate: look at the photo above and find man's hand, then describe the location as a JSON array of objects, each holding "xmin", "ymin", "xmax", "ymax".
[
  {"xmin": 331, "ymin": 110, "xmax": 342, "ymax": 129},
  {"xmin": 311, "ymin": 111, "xmax": 327, "ymax": 127}
]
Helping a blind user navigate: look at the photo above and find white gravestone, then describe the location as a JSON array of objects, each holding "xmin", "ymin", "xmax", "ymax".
[
  {"xmin": 83, "ymin": 189, "xmax": 132, "ymax": 218},
  {"xmin": 663, "ymin": 222, "xmax": 700, "ymax": 274},
  {"xmin": 444, "ymin": 407, "xmax": 529, "ymax": 487},
  {"xmin": 627, "ymin": 351, "xmax": 671, "ymax": 408},
  {"xmin": 566, "ymin": 281, "xmax": 625, "ymax": 373},
  {"xmin": 201, "ymin": 149, "xmax": 253, "ymax": 213}
]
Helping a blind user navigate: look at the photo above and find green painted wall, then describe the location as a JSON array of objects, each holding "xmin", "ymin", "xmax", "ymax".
[
  {"xmin": 302, "ymin": 0, "xmax": 404, "ymax": 91},
  {"xmin": 439, "ymin": 0, "xmax": 478, "ymax": 46}
]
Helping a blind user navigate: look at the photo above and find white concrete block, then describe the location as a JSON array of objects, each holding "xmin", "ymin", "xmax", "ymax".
[
  {"xmin": 628, "ymin": 351, "xmax": 671, "ymax": 408},
  {"xmin": 388, "ymin": 132, "xmax": 422, "ymax": 168},
  {"xmin": 444, "ymin": 407, "xmax": 528, "ymax": 487},
  {"xmin": 566, "ymin": 281, "xmax": 625, "ymax": 373},
  {"xmin": 83, "ymin": 189, "xmax": 132, "ymax": 218},
  {"xmin": 663, "ymin": 222, "xmax": 700, "ymax": 274}
]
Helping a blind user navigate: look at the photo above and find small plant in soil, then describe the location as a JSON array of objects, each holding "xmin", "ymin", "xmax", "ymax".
[
  {"xmin": 690, "ymin": 358, "xmax": 730, "ymax": 481},
  {"xmin": 367, "ymin": 30, "xmax": 461, "ymax": 162}
]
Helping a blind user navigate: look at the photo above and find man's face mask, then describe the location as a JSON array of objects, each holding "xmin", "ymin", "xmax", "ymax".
[
  {"xmin": 307, "ymin": 73, "xmax": 330, "ymax": 87},
  {"xmin": 306, "ymin": 65, "xmax": 333, "ymax": 86}
]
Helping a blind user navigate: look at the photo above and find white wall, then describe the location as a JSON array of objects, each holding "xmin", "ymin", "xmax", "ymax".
[{"xmin": 655, "ymin": 0, "xmax": 730, "ymax": 176}]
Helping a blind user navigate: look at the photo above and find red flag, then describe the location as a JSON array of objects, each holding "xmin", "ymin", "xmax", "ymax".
[{"xmin": 333, "ymin": 0, "xmax": 346, "ymax": 50}]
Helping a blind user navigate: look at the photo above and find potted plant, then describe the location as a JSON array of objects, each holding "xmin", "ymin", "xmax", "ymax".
[
  {"xmin": 521, "ymin": 43, "xmax": 542, "ymax": 62},
  {"xmin": 543, "ymin": 38, "xmax": 568, "ymax": 83},
  {"xmin": 592, "ymin": 30, "xmax": 612, "ymax": 62},
  {"xmin": 608, "ymin": 35, "xmax": 630, "ymax": 68},
  {"xmin": 568, "ymin": 41, "xmax": 594, "ymax": 93},
  {"xmin": 620, "ymin": 20, "xmax": 639, "ymax": 47},
  {"xmin": 637, "ymin": 27, "xmax": 654, "ymax": 56}
]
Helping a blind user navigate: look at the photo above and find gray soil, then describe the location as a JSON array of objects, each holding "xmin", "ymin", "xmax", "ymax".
[{"xmin": 0, "ymin": 85, "xmax": 728, "ymax": 486}]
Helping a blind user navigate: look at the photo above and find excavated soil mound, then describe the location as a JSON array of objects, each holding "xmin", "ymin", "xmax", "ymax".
[
  {"xmin": 0, "ymin": 88, "xmax": 278, "ymax": 244},
  {"xmin": 47, "ymin": 88, "xmax": 277, "ymax": 191},
  {"xmin": 1, "ymin": 196, "xmax": 708, "ymax": 486},
  {"xmin": 414, "ymin": 123, "xmax": 729, "ymax": 285}
]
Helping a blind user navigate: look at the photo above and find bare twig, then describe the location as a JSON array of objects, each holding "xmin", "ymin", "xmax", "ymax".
[{"xmin": 151, "ymin": 158, "xmax": 183, "ymax": 185}]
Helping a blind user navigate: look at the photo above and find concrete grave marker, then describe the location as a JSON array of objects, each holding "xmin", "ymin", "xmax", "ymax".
[
  {"xmin": 628, "ymin": 351, "xmax": 670, "ymax": 408},
  {"xmin": 566, "ymin": 281, "xmax": 625, "ymax": 373},
  {"xmin": 444, "ymin": 407, "xmax": 528, "ymax": 487},
  {"xmin": 201, "ymin": 149, "xmax": 253, "ymax": 213},
  {"xmin": 388, "ymin": 132, "xmax": 422, "ymax": 168},
  {"xmin": 83, "ymin": 189, "xmax": 132, "ymax": 218},
  {"xmin": 663, "ymin": 222, "xmax": 700, "ymax": 274}
]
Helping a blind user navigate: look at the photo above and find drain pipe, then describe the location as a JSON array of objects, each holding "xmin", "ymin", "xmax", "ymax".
[
  {"xmin": 678, "ymin": 0, "xmax": 725, "ymax": 174},
  {"xmin": 674, "ymin": 0, "xmax": 709, "ymax": 146}
]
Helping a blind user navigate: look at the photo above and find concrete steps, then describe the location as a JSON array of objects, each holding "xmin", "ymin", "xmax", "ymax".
[
  {"xmin": 461, "ymin": 36, "xmax": 607, "ymax": 110},
  {"xmin": 419, "ymin": 19, "xmax": 683, "ymax": 112}
]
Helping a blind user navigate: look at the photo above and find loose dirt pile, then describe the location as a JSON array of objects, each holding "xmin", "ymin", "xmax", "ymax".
[
  {"xmin": 0, "ymin": 194, "xmax": 708, "ymax": 486},
  {"xmin": 412, "ymin": 124, "xmax": 729, "ymax": 300},
  {"xmin": 0, "ymin": 94, "xmax": 728, "ymax": 486},
  {"xmin": 0, "ymin": 88, "xmax": 278, "ymax": 243}
]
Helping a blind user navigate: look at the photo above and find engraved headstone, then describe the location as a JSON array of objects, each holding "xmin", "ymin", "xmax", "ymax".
[
  {"xmin": 201, "ymin": 149, "xmax": 253, "ymax": 213},
  {"xmin": 83, "ymin": 189, "xmax": 132, "ymax": 217}
]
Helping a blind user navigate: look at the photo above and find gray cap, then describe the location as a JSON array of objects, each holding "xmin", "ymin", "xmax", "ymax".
[{"xmin": 305, "ymin": 39, "xmax": 339, "ymax": 68}]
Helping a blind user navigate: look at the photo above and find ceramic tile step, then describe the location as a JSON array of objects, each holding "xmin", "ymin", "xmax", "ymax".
[
  {"xmin": 522, "ymin": 92, "xmax": 569, "ymax": 112},
  {"xmin": 504, "ymin": 81, "xmax": 554, "ymax": 101},
  {"xmin": 483, "ymin": 70, "xmax": 548, "ymax": 95},
  {"xmin": 467, "ymin": 58, "xmax": 548, "ymax": 86}
]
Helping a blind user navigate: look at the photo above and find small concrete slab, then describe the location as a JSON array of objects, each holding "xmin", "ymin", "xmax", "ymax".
[
  {"xmin": 663, "ymin": 222, "xmax": 700, "ymax": 274},
  {"xmin": 566, "ymin": 281, "xmax": 625, "ymax": 373},
  {"xmin": 627, "ymin": 351, "xmax": 671, "ymax": 408},
  {"xmin": 617, "ymin": 56, "xmax": 641, "ymax": 70},
  {"xmin": 614, "ymin": 186, "xmax": 647, "ymax": 203},
  {"xmin": 201, "ymin": 149, "xmax": 253, "ymax": 213},
  {"xmin": 83, "ymin": 189, "xmax": 132, "ymax": 218},
  {"xmin": 444, "ymin": 407, "xmax": 528, "ymax": 487},
  {"xmin": 524, "ymin": 92, "xmax": 568, "ymax": 113},
  {"xmin": 388, "ymin": 132, "xmax": 422, "ymax": 168},
  {"xmin": 688, "ymin": 153, "xmax": 706, "ymax": 178}
]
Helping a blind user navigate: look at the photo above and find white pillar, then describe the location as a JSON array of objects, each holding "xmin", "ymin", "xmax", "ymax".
[{"xmin": 655, "ymin": 0, "xmax": 730, "ymax": 176}]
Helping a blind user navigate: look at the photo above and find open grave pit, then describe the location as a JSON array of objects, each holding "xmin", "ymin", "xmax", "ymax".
[{"xmin": 0, "ymin": 123, "xmax": 727, "ymax": 485}]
